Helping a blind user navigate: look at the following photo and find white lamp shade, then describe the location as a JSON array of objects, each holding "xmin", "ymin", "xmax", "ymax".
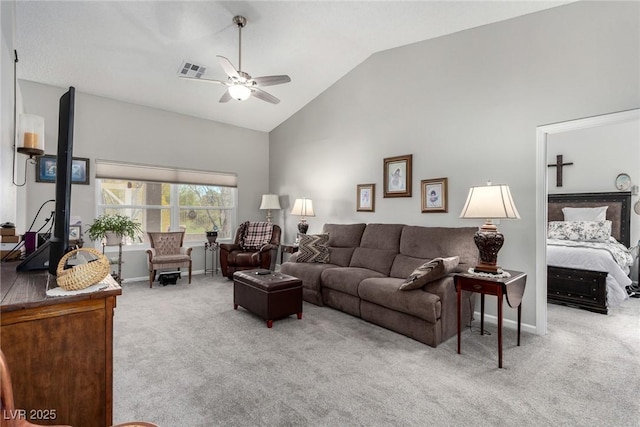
[
  {"xmin": 260, "ymin": 194, "xmax": 281, "ymax": 210},
  {"xmin": 228, "ymin": 85, "xmax": 251, "ymax": 101},
  {"xmin": 291, "ymin": 198, "xmax": 315, "ymax": 217},
  {"xmin": 460, "ymin": 184, "xmax": 520, "ymax": 219}
]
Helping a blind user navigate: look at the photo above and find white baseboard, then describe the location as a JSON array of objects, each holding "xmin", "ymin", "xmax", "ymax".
[
  {"xmin": 121, "ymin": 269, "xmax": 211, "ymax": 284},
  {"xmin": 473, "ymin": 310, "xmax": 536, "ymax": 335}
]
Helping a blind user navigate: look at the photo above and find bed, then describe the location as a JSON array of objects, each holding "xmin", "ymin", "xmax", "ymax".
[{"xmin": 547, "ymin": 191, "xmax": 634, "ymax": 314}]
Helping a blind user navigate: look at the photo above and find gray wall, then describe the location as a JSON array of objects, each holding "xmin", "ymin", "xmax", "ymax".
[
  {"xmin": 1, "ymin": 0, "xmax": 19, "ymax": 226},
  {"xmin": 269, "ymin": 1, "xmax": 640, "ymax": 330},
  {"xmin": 17, "ymin": 80, "xmax": 269, "ymax": 279}
]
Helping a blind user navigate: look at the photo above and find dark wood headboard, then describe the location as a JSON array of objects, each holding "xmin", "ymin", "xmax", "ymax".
[{"xmin": 548, "ymin": 191, "xmax": 631, "ymax": 247}]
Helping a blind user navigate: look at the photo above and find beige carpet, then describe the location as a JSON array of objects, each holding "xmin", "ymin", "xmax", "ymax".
[{"xmin": 113, "ymin": 274, "xmax": 640, "ymax": 426}]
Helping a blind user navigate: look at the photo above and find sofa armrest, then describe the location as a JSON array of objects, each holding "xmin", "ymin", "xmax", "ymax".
[
  {"xmin": 220, "ymin": 243, "xmax": 242, "ymax": 253},
  {"xmin": 146, "ymin": 248, "xmax": 156, "ymax": 263},
  {"xmin": 257, "ymin": 243, "xmax": 277, "ymax": 254},
  {"xmin": 422, "ymin": 275, "xmax": 475, "ymax": 341}
]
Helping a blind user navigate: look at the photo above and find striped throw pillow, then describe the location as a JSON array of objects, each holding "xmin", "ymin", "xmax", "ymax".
[
  {"xmin": 399, "ymin": 256, "xmax": 459, "ymax": 291},
  {"xmin": 296, "ymin": 234, "xmax": 330, "ymax": 263}
]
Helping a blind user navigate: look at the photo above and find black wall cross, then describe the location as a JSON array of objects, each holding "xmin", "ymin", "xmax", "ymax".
[{"xmin": 547, "ymin": 154, "xmax": 574, "ymax": 187}]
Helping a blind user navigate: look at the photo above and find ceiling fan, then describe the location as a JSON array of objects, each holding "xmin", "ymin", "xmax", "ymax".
[{"xmin": 178, "ymin": 15, "xmax": 291, "ymax": 104}]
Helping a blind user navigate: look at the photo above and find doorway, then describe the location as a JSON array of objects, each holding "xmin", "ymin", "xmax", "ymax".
[{"xmin": 535, "ymin": 109, "xmax": 640, "ymax": 335}]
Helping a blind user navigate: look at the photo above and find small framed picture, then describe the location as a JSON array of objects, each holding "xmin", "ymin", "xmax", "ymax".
[
  {"xmin": 383, "ymin": 154, "xmax": 412, "ymax": 198},
  {"xmin": 36, "ymin": 155, "xmax": 90, "ymax": 185},
  {"xmin": 68, "ymin": 225, "xmax": 81, "ymax": 242},
  {"xmin": 421, "ymin": 178, "xmax": 448, "ymax": 213},
  {"xmin": 357, "ymin": 184, "xmax": 375, "ymax": 212}
]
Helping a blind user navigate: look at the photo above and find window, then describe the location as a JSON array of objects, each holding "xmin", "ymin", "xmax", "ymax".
[
  {"xmin": 96, "ymin": 180, "xmax": 236, "ymax": 244},
  {"xmin": 95, "ymin": 161, "xmax": 237, "ymax": 245}
]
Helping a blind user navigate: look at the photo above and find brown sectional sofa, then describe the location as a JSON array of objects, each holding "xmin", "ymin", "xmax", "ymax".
[{"xmin": 280, "ymin": 223, "xmax": 478, "ymax": 347}]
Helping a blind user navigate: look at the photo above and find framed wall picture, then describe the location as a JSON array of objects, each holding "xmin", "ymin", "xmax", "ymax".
[
  {"xmin": 421, "ymin": 177, "xmax": 448, "ymax": 213},
  {"xmin": 383, "ymin": 154, "xmax": 412, "ymax": 198},
  {"xmin": 68, "ymin": 225, "xmax": 81, "ymax": 242},
  {"xmin": 36, "ymin": 155, "xmax": 90, "ymax": 185},
  {"xmin": 357, "ymin": 184, "xmax": 375, "ymax": 212}
]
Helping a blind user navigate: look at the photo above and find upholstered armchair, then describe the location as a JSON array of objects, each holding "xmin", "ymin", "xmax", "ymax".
[
  {"xmin": 220, "ymin": 222, "xmax": 281, "ymax": 279},
  {"xmin": 146, "ymin": 231, "xmax": 192, "ymax": 288}
]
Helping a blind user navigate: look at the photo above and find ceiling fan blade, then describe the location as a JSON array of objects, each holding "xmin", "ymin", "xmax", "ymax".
[
  {"xmin": 252, "ymin": 75, "xmax": 291, "ymax": 87},
  {"xmin": 216, "ymin": 55, "xmax": 240, "ymax": 79},
  {"xmin": 179, "ymin": 75, "xmax": 228, "ymax": 86},
  {"xmin": 251, "ymin": 87, "xmax": 280, "ymax": 104},
  {"xmin": 219, "ymin": 91, "xmax": 232, "ymax": 103}
]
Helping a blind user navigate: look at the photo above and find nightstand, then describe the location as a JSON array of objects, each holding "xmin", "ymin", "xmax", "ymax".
[
  {"xmin": 454, "ymin": 270, "xmax": 527, "ymax": 368},
  {"xmin": 280, "ymin": 243, "xmax": 299, "ymax": 264}
]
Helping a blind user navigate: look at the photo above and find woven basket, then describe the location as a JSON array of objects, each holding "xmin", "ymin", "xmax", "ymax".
[{"xmin": 56, "ymin": 247, "xmax": 111, "ymax": 291}]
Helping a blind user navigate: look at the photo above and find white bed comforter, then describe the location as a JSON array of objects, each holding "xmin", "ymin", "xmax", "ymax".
[{"xmin": 547, "ymin": 238, "xmax": 633, "ymax": 307}]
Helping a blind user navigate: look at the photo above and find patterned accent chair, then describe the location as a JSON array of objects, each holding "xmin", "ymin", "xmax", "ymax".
[
  {"xmin": 146, "ymin": 231, "xmax": 192, "ymax": 288},
  {"xmin": 220, "ymin": 222, "xmax": 281, "ymax": 279}
]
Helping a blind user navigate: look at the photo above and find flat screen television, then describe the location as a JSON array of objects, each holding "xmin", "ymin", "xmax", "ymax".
[
  {"xmin": 48, "ymin": 86, "xmax": 75, "ymax": 275},
  {"xmin": 17, "ymin": 87, "xmax": 75, "ymax": 273}
]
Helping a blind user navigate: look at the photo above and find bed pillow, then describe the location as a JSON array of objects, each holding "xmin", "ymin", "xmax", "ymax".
[
  {"xmin": 399, "ymin": 256, "xmax": 459, "ymax": 291},
  {"xmin": 295, "ymin": 233, "xmax": 330, "ymax": 263},
  {"xmin": 562, "ymin": 206, "xmax": 608, "ymax": 221},
  {"xmin": 548, "ymin": 220, "xmax": 612, "ymax": 242}
]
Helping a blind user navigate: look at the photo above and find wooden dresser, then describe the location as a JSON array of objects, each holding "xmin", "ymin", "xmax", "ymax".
[{"xmin": 0, "ymin": 262, "xmax": 121, "ymax": 427}]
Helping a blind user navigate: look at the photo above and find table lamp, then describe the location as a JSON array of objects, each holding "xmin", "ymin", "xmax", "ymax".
[
  {"xmin": 290, "ymin": 197, "xmax": 315, "ymax": 234},
  {"xmin": 259, "ymin": 194, "xmax": 281, "ymax": 223},
  {"xmin": 459, "ymin": 182, "xmax": 520, "ymax": 274}
]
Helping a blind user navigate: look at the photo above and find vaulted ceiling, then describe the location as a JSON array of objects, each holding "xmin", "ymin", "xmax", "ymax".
[{"xmin": 15, "ymin": 1, "xmax": 570, "ymax": 132}]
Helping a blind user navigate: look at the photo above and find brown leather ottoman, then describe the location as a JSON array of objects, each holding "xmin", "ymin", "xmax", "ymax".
[{"xmin": 233, "ymin": 269, "xmax": 303, "ymax": 328}]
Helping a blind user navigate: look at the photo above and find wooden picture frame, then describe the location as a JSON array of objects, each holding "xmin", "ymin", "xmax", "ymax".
[
  {"xmin": 383, "ymin": 154, "xmax": 412, "ymax": 198},
  {"xmin": 36, "ymin": 155, "xmax": 90, "ymax": 185},
  {"xmin": 357, "ymin": 184, "xmax": 375, "ymax": 212},
  {"xmin": 421, "ymin": 177, "xmax": 448, "ymax": 213}
]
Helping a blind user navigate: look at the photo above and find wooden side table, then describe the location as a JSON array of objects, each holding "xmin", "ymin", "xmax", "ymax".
[
  {"xmin": 455, "ymin": 270, "xmax": 527, "ymax": 368},
  {"xmin": 280, "ymin": 243, "xmax": 299, "ymax": 264}
]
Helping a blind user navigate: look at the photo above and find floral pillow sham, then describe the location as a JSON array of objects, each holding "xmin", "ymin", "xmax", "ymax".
[{"xmin": 548, "ymin": 220, "xmax": 612, "ymax": 242}]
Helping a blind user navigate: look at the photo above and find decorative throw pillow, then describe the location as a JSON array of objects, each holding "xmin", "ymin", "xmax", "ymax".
[
  {"xmin": 399, "ymin": 256, "xmax": 460, "ymax": 291},
  {"xmin": 548, "ymin": 220, "xmax": 612, "ymax": 242},
  {"xmin": 562, "ymin": 206, "xmax": 608, "ymax": 221},
  {"xmin": 241, "ymin": 222, "xmax": 273, "ymax": 250},
  {"xmin": 295, "ymin": 233, "xmax": 330, "ymax": 263}
]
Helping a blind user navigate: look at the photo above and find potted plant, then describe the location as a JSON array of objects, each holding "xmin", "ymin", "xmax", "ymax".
[{"xmin": 86, "ymin": 213, "xmax": 142, "ymax": 245}]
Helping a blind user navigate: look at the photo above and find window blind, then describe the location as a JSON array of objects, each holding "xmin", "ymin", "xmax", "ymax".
[{"xmin": 95, "ymin": 160, "xmax": 237, "ymax": 187}]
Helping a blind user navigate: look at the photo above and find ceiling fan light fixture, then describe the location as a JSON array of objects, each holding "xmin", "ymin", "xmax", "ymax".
[{"xmin": 228, "ymin": 84, "xmax": 251, "ymax": 101}]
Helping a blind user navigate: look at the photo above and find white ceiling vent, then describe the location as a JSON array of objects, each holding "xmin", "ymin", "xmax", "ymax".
[{"xmin": 179, "ymin": 61, "xmax": 206, "ymax": 79}]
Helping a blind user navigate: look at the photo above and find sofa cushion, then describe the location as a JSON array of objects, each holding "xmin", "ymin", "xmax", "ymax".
[
  {"xmin": 322, "ymin": 223, "xmax": 366, "ymax": 267},
  {"xmin": 323, "ymin": 223, "xmax": 366, "ymax": 247},
  {"xmin": 358, "ymin": 277, "xmax": 442, "ymax": 323},
  {"xmin": 321, "ymin": 267, "xmax": 385, "ymax": 297},
  {"xmin": 399, "ymin": 256, "xmax": 460, "ymax": 291},
  {"xmin": 389, "ymin": 254, "xmax": 428, "ymax": 279},
  {"xmin": 280, "ymin": 262, "xmax": 338, "ymax": 294},
  {"xmin": 394, "ymin": 226, "xmax": 477, "ymax": 277},
  {"xmin": 350, "ymin": 248, "xmax": 398, "ymax": 276},
  {"xmin": 349, "ymin": 224, "xmax": 403, "ymax": 275},
  {"xmin": 296, "ymin": 233, "xmax": 330, "ymax": 263},
  {"xmin": 359, "ymin": 223, "xmax": 404, "ymax": 251}
]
